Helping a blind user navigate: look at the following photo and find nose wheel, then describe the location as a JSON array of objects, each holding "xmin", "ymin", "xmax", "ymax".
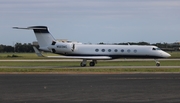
[
  {"xmin": 154, "ymin": 59, "xmax": 160, "ymax": 66},
  {"xmin": 156, "ymin": 63, "xmax": 160, "ymax": 66}
]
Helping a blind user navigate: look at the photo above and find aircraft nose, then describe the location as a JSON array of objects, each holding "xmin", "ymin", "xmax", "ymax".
[{"xmin": 163, "ymin": 52, "xmax": 171, "ymax": 58}]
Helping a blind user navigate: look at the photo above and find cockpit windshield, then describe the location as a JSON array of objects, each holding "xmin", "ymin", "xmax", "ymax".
[{"xmin": 152, "ymin": 48, "xmax": 161, "ymax": 50}]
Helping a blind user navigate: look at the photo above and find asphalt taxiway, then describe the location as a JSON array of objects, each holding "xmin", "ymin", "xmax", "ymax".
[{"xmin": 0, "ymin": 74, "xmax": 180, "ymax": 103}]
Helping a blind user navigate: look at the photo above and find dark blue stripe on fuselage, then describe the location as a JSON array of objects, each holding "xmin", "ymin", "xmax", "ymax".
[{"xmin": 57, "ymin": 54, "xmax": 163, "ymax": 59}]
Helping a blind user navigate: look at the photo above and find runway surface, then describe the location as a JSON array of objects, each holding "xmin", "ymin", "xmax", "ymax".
[{"xmin": 0, "ymin": 74, "xmax": 180, "ymax": 103}]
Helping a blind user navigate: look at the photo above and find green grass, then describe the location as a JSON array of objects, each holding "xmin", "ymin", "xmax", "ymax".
[
  {"xmin": 0, "ymin": 53, "xmax": 59, "ymax": 59},
  {"xmin": 0, "ymin": 52, "xmax": 180, "ymax": 73},
  {"xmin": 0, "ymin": 60, "xmax": 180, "ymax": 73},
  {"xmin": 168, "ymin": 52, "xmax": 180, "ymax": 58},
  {"xmin": 0, "ymin": 61, "xmax": 180, "ymax": 66},
  {"xmin": 0, "ymin": 68, "xmax": 180, "ymax": 73}
]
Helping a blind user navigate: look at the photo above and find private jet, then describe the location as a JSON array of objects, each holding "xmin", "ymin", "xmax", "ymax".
[{"xmin": 13, "ymin": 26, "xmax": 171, "ymax": 67}]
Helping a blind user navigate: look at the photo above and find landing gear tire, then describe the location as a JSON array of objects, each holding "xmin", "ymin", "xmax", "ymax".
[
  {"xmin": 156, "ymin": 63, "xmax": 160, "ymax": 67},
  {"xmin": 154, "ymin": 59, "xmax": 160, "ymax": 67},
  {"xmin": 89, "ymin": 62, "xmax": 95, "ymax": 66},
  {"xmin": 80, "ymin": 62, "xmax": 86, "ymax": 67}
]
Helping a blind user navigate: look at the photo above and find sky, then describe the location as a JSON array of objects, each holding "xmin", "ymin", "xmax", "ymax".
[{"xmin": 0, "ymin": 0, "xmax": 180, "ymax": 46}]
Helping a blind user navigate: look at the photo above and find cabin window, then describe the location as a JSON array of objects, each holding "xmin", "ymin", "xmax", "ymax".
[
  {"xmin": 108, "ymin": 49, "xmax": 111, "ymax": 52},
  {"xmin": 134, "ymin": 49, "xmax": 137, "ymax": 53},
  {"xmin": 127, "ymin": 49, "xmax": 131, "ymax": 53},
  {"xmin": 114, "ymin": 49, "xmax": 118, "ymax": 52},
  {"xmin": 95, "ymin": 49, "xmax": 99, "ymax": 52},
  {"xmin": 121, "ymin": 49, "xmax": 124, "ymax": 52},
  {"xmin": 102, "ymin": 49, "xmax": 105, "ymax": 52}
]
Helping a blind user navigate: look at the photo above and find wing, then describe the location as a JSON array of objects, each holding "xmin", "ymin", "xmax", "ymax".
[{"xmin": 47, "ymin": 56, "xmax": 111, "ymax": 60}]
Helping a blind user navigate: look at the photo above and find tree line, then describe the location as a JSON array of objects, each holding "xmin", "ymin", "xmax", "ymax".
[
  {"xmin": 0, "ymin": 42, "xmax": 179, "ymax": 52},
  {"xmin": 0, "ymin": 43, "xmax": 38, "ymax": 53}
]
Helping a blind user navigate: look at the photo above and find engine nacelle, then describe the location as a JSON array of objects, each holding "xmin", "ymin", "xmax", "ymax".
[{"xmin": 48, "ymin": 42, "xmax": 73, "ymax": 54}]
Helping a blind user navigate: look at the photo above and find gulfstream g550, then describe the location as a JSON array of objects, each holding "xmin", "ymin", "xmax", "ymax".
[{"xmin": 13, "ymin": 26, "xmax": 171, "ymax": 67}]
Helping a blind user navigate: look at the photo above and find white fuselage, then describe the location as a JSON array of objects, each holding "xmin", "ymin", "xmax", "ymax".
[{"xmin": 45, "ymin": 42, "xmax": 170, "ymax": 59}]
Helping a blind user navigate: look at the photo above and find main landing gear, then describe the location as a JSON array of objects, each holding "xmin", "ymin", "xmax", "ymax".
[
  {"xmin": 80, "ymin": 59, "xmax": 97, "ymax": 67},
  {"xmin": 154, "ymin": 59, "xmax": 160, "ymax": 66},
  {"xmin": 80, "ymin": 59, "xmax": 161, "ymax": 67}
]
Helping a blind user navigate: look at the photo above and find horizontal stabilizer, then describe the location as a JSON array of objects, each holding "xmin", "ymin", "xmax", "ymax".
[
  {"xmin": 13, "ymin": 26, "xmax": 47, "ymax": 30},
  {"xmin": 13, "ymin": 26, "xmax": 50, "ymax": 34}
]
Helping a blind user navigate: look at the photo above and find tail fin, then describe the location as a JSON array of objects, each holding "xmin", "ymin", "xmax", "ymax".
[{"xmin": 13, "ymin": 26, "xmax": 55, "ymax": 51}]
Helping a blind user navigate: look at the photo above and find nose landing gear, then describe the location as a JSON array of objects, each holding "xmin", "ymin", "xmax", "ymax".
[{"xmin": 154, "ymin": 59, "xmax": 160, "ymax": 66}]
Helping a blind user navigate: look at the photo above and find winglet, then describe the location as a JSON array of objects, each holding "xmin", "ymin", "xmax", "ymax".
[{"xmin": 33, "ymin": 46, "xmax": 44, "ymax": 57}]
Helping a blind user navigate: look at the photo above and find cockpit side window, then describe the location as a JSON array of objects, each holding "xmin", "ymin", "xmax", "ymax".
[{"xmin": 152, "ymin": 48, "xmax": 161, "ymax": 50}]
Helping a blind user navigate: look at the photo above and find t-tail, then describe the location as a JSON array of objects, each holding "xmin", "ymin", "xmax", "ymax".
[{"xmin": 13, "ymin": 26, "xmax": 55, "ymax": 51}]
